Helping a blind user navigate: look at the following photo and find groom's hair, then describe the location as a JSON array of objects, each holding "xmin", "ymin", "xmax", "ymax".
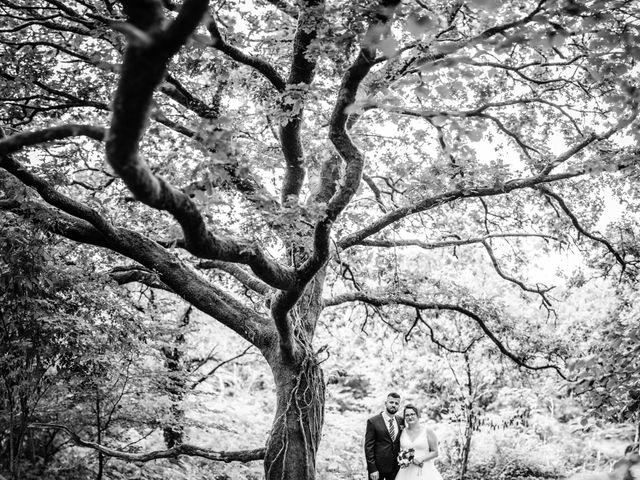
[{"xmin": 387, "ymin": 392, "xmax": 400, "ymax": 399}]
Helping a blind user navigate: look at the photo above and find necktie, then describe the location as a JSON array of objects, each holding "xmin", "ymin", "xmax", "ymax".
[{"xmin": 388, "ymin": 418, "xmax": 396, "ymax": 440}]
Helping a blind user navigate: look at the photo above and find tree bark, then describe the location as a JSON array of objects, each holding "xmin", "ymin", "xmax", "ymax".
[
  {"xmin": 95, "ymin": 393, "xmax": 104, "ymax": 480},
  {"xmin": 264, "ymin": 355, "xmax": 325, "ymax": 480},
  {"xmin": 162, "ymin": 306, "xmax": 192, "ymax": 448},
  {"xmin": 262, "ymin": 268, "xmax": 327, "ymax": 479},
  {"xmin": 459, "ymin": 408, "xmax": 472, "ymax": 480}
]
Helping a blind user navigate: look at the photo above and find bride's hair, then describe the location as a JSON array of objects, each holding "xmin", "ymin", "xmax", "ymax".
[{"xmin": 403, "ymin": 404, "xmax": 420, "ymax": 418}]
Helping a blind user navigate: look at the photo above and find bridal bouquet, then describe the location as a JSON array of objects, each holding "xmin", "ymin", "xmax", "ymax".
[{"xmin": 397, "ymin": 448, "xmax": 415, "ymax": 468}]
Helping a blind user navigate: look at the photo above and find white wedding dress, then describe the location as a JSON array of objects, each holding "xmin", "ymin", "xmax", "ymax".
[{"xmin": 395, "ymin": 426, "xmax": 443, "ymax": 480}]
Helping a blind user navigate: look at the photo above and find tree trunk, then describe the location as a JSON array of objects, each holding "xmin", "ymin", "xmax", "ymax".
[
  {"xmin": 459, "ymin": 408, "xmax": 473, "ymax": 480},
  {"xmin": 264, "ymin": 354, "xmax": 325, "ymax": 480},
  {"xmin": 459, "ymin": 352, "xmax": 474, "ymax": 480},
  {"xmin": 95, "ymin": 393, "xmax": 104, "ymax": 480},
  {"xmin": 162, "ymin": 306, "xmax": 191, "ymax": 448},
  {"xmin": 263, "ymin": 235, "xmax": 328, "ymax": 479}
]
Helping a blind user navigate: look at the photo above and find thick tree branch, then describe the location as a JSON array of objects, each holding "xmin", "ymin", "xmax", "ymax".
[
  {"xmin": 0, "ymin": 188, "xmax": 108, "ymax": 249},
  {"xmin": 109, "ymin": 265, "xmax": 173, "ymax": 292},
  {"xmin": 0, "ymin": 43, "xmax": 272, "ymax": 204},
  {"xmin": 205, "ymin": 16, "xmax": 286, "ymax": 93},
  {"xmin": 268, "ymin": 0, "xmax": 402, "ymax": 361},
  {"xmin": 109, "ymin": 229, "xmax": 275, "ymax": 349},
  {"xmin": 28, "ymin": 423, "xmax": 265, "ymax": 463},
  {"xmin": 299, "ymin": 0, "xmax": 402, "ymax": 279},
  {"xmin": 278, "ymin": 0, "xmax": 324, "ymax": 203},
  {"xmin": 105, "ymin": 0, "xmax": 296, "ymax": 290},
  {"xmin": 162, "ymin": 74, "xmax": 221, "ymax": 120},
  {"xmin": 0, "ymin": 124, "xmax": 106, "ymax": 154},
  {"xmin": 323, "ymin": 292, "xmax": 567, "ymax": 378},
  {"xmin": 1, "ymin": 153, "xmax": 116, "ymax": 234},
  {"xmin": 0, "ymin": 163, "xmax": 275, "ymax": 349}
]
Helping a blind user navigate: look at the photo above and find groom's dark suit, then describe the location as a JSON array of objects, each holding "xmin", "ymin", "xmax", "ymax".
[{"xmin": 364, "ymin": 413, "xmax": 404, "ymax": 480}]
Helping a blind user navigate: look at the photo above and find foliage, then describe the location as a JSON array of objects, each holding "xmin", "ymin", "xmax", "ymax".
[
  {"xmin": 0, "ymin": 218, "xmax": 182, "ymax": 479},
  {"xmin": 2, "ymin": 0, "xmax": 640, "ymax": 478},
  {"xmin": 569, "ymin": 282, "xmax": 640, "ymax": 431}
]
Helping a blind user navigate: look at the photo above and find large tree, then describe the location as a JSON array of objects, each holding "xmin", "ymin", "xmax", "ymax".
[{"xmin": 1, "ymin": 0, "xmax": 639, "ymax": 478}]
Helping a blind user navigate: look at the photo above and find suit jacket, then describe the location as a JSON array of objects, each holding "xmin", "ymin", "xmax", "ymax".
[{"xmin": 364, "ymin": 413, "xmax": 404, "ymax": 474}]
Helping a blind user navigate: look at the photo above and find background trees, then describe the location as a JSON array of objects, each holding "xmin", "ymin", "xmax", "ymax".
[{"xmin": 1, "ymin": 0, "xmax": 640, "ymax": 479}]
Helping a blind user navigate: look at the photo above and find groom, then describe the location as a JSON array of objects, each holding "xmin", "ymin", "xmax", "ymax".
[{"xmin": 364, "ymin": 392, "xmax": 404, "ymax": 480}]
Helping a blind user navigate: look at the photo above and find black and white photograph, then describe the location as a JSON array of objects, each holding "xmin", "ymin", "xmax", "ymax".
[{"xmin": 1, "ymin": 1, "xmax": 640, "ymax": 479}]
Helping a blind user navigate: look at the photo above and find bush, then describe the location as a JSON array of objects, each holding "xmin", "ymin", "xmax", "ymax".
[{"xmin": 438, "ymin": 429, "xmax": 564, "ymax": 480}]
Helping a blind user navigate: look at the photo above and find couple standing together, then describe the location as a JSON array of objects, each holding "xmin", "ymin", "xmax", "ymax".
[{"xmin": 364, "ymin": 392, "xmax": 443, "ymax": 480}]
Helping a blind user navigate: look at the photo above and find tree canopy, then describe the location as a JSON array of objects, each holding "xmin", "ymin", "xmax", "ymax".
[{"xmin": 1, "ymin": 0, "xmax": 640, "ymax": 479}]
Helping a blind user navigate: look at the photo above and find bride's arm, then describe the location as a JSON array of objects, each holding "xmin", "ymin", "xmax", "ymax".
[{"xmin": 413, "ymin": 428, "xmax": 439, "ymax": 464}]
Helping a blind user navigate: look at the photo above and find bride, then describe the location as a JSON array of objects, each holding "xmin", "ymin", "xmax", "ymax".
[{"xmin": 395, "ymin": 404, "xmax": 443, "ymax": 480}]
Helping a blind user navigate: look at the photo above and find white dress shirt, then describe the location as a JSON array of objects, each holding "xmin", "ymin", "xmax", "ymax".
[{"xmin": 381, "ymin": 410, "xmax": 398, "ymax": 440}]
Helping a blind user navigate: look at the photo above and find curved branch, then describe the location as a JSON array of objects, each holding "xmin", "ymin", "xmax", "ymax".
[
  {"xmin": 337, "ymin": 146, "xmax": 640, "ymax": 250},
  {"xmin": 355, "ymin": 233, "xmax": 560, "ymax": 249},
  {"xmin": 190, "ymin": 345, "xmax": 255, "ymax": 389},
  {"xmin": 268, "ymin": 0, "xmax": 403, "ymax": 360},
  {"xmin": 362, "ymin": 173, "xmax": 387, "ymax": 212},
  {"xmin": 28, "ymin": 423, "xmax": 265, "ymax": 463},
  {"xmin": 162, "ymin": 74, "xmax": 221, "ymax": 120},
  {"xmin": 278, "ymin": 0, "xmax": 324, "ymax": 203},
  {"xmin": 481, "ymin": 240, "xmax": 555, "ymax": 313},
  {"xmin": 0, "ymin": 124, "xmax": 106, "ymax": 154},
  {"xmin": 477, "ymin": 112, "xmax": 540, "ymax": 157},
  {"xmin": 1, "ymin": 46, "xmax": 273, "ymax": 205},
  {"xmin": 540, "ymin": 110, "xmax": 637, "ymax": 175},
  {"xmin": 7, "ymin": 39, "xmax": 223, "ymax": 126},
  {"xmin": 414, "ymin": 310, "xmax": 482, "ymax": 354},
  {"xmin": 323, "ymin": 291, "xmax": 567, "ymax": 378},
  {"xmin": 538, "ymin": 186, "xmax": 626, "ymax": 272},
  {"xmin": 455, "ymin": 57, "xmax": 588, "ymax": 91},
  {"xmin": 298, "ymin": 0, "xmax": 402, "ymax": 279},
  {"xmin": 1, "ymin": 153, "xmax": 116, "ymax": 234},
  {"xmin": 205, "ymin": 15, "xmax": 286, "ymax": 92},
  {"xmin": 0, "ymin": 190, "xmax": 108, "ymax": 249},
  {"xmin": 197, "ymin": 260, "xmax": 271, "ymax": 296},
  {"xmin": 105, "ymin": 0, "xmax": 296, "ymax": 290},
  {"xmin": 363, "ymin": 98, "xmax": 618, "ymax": 160},
  {"xmin": 370, "ymin": 97, "xmax": 570, "ymax": 122},
  {"xmin": 0, "ymin": 165, "xmax": 275, "ymax": 349},
  {"xmin": 110, "ymin": 266, "xmax": 173, "ymax": 292},
  {"xmin": 374, "ymin": 0, "xmax": 548, "ymax": 85}
]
